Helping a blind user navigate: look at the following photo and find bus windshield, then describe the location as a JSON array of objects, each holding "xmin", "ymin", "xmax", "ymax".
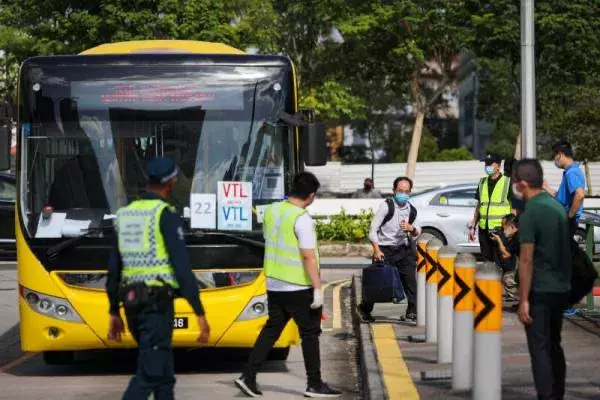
[{"xmin": 19, "ymin": 62, "xmax": 296, "ymax": 238}]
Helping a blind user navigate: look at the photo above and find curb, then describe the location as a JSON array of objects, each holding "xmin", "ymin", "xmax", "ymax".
[{"xmin": 351, "ymin": 274, "xmax": 387, "ymax": 400}]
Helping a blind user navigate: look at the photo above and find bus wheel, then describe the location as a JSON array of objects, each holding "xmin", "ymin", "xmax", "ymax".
[
  {"xmin": 268, "ymin": 347, "xmax": 290, "ymax": 361},
  {"xmin": 43, "ymin": 351, "xmax": 75, "ymax": 365}
]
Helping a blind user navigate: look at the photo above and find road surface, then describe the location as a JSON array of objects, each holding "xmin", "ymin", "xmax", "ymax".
[{"xmin": 0, "ymin": 267, "xmax": 360, "ymax": 399}]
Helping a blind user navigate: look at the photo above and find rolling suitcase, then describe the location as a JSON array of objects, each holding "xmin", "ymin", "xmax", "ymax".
[{"xmin": 362, "ymin": 263, "xmax": 405, "ymax": 304}]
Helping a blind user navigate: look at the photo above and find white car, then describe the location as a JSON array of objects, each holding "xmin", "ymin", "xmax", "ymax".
[{"xmin": 410, "ymin": 184, "xmax": 600, "ymax": 254}]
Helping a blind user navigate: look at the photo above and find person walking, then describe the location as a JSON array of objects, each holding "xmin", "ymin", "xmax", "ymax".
[
  {"xmin": 356, "ymin": 176, "xmax": 420, "ymax": 323},
  {"xmin": 235, "ymin": 172, "xmax": 342, "ymax": 398},
  {"xmin": 513, "ymin": 159, "xmax": 572, "ymax": 400},
  {"xmin": 352, "ymin": 178, "xmax": 382, "ymax": 198},
  {"xmin": 106, "ymin": 156, "xmax": 210, "ymax": 400},
  {"xmin": 544, "ymin": 139, "xmax": 586, "ymax": 238},
  {"xmin": 469, "ymin": 153, "xmax": 513, "ymax": 261}
]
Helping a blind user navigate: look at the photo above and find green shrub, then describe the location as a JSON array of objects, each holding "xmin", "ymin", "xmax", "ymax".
[{"xmin": 315, "ymin": 209, "xmax": 374, "ymax": 243}]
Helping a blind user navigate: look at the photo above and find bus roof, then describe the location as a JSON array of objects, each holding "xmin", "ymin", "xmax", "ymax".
[{"xmin": 80, "ymin": 40, "xmax": 245, "ymax": 55}]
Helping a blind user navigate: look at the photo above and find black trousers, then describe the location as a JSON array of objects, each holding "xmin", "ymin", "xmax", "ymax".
[
  {"xmin": 123, "ymin": 300, "xmax": 175, "ymax": 400},
  {"xmin": 362, "ymin": 245, "xmax": 417, "ymax": 316},
  {"xmin": 525, "ymin": 292, "xmax": 569, "ymax": 400},
  {"xmin": 244, "ymin": 289, "xmax": 322, "ymax": 387},
  {"xmin": 478, "ymin": 228, "xmax": 497, "ymax": 262}
]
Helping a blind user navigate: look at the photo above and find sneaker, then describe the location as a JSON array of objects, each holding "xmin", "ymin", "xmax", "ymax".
[
  {"xmin": 356, "ymin": 304, "xmax": 375, "ymax": 323},
  {"xmin": 563, "ymin": 308, "xmax": 577, "ymax": 317},
  {"xmin": 235, "ymin": 376, "xmax": 263, "ymax": 397},
  {"xmin": 405, "ymin": 312, "xmax": 417, "ymax": 322},
  {"xmin": 304, "ymin": 382, "xmax": 343, "ymax": 398}
]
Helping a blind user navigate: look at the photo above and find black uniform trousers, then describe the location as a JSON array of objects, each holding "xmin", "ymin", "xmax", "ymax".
[
  {"xmin": 123, "ymin": 300, "xmax": 175, "ymax": 400},
  {"xmin": 244, "ymin": 289, "xmax": 322, "ymax": 387},
  {"xmin": 478, "ymin": 228, "xmax": 497, "ymax": 262},
  {"xmin": 362, "ymin": 244, "xmax": 417, "ymax": 316}
]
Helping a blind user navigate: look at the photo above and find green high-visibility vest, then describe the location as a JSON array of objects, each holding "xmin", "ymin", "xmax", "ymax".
[
  {"xmin": 263, "ymin": 201, "xmax": 319, "ymax": 286},
  {"xmin": 478, "ymin": 175, "xmax": 512, "ymax": 230},
  {"xmin": 116, "ymin": 199, "xmax": 179, "ymax": 288}
]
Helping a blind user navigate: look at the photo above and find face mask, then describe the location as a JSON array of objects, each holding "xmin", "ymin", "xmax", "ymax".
[
  {"xmin": 485, "ymin": 166, "xmax": 495, "ymax": 176},
  {"xmin": 554, "ymin": 155, "xmax": 562, "ymax": 169},
  {"xmin": 364, "ymin": 184, "xmax": 373, "ymax": 191},
  {"xmin": 512, "ymin": 183, "xmax": 523, "ymax": 200},
  {"xmin": 395, "ymin": 193, "xmax": 410, "ymax": 204}
]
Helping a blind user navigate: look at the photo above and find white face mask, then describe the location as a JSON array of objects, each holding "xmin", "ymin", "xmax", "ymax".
[
  {"xmin": 554, "ymin": 155, "xmax": 562, "ymax": 169},
  {"xmin": 512, "ymin": 183, "xmax": 523, "ymax": 200}
]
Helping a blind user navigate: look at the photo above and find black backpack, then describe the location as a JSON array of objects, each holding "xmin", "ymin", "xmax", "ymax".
[{"xmin": 377, "ymin": 198, "xmax": 418, "ymax": 234}]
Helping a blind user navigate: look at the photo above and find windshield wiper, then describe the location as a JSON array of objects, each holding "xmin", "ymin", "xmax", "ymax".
[
  {"xmin": 187, "ymin": 231, "xmax": 264, "ymax": 249},
  {"xmin": 46, "ymin": 225, "xmax": 114, "ymax": 261}
]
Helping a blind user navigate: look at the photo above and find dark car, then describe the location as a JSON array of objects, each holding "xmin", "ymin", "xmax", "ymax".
[{"xmin": 0, "ymin": 172, "xmax": 16, "ymax": 259}]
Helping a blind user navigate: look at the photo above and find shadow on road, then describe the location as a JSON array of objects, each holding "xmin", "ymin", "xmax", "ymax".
[{"xmin": 6, "ymin": 348, "xmax": 289, "ymax": 377}]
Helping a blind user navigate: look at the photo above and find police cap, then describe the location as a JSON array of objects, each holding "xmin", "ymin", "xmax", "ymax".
[
  {"xmin": 147, "ymin": 157, "xmax": 179, "ymax": 184},
  {"xmin": 483, "ymin": 153, "xmax": 502, "ymax": 166}
]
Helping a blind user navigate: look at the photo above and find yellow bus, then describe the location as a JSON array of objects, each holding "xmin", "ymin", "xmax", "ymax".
[{"xmin": 4, "ymin": 40, "xmax": 327, "ymax": 364}]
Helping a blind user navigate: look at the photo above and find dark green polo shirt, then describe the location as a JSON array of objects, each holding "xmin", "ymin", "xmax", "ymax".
[{"xmin": 519, "ymin": 192, "xmax": 571, "ymax": 293}]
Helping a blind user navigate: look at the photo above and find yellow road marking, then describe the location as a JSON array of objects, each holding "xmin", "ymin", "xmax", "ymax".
[
  {"xmin": 320, "ymin": 279, "xmax": 350, "ymax": 331},
  {"xmin": 371, "ymin": 324, "xmax": 420, "ymax": 400},
  {"xmin": 0, "ymin": 352, "xmax": 38, "ymax": 373},
  {"xmin": 322, "ymin": 279, "xmax": 349, "ymax": 292},
  {"xmin": 333, "ymin": 280, "xmax": 352, "ymax": 330}
]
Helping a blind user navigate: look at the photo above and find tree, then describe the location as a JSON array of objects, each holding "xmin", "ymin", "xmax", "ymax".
[
  {"xmin": 0, "ymin": 27, "xmax": 36, "ymax": 102},
  {"xmin": 466, "ymin": 0, "xmax": 600, "ymax": 159},
  {"xmin": 0, "ymin": 0, "xmax": 238, "ymax": 57},
  {"xmin": 338, "ymin": 1, "xmax": 471, "ymax": 177},
  {"xmin": 231, "ymin": 0, "xmax": 366, "ymax": 122}
]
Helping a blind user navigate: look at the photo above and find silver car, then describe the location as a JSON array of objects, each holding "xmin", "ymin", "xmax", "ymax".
[{"xmin": 410, "ymin": 184, "xmax": 600, "ymax": 254}]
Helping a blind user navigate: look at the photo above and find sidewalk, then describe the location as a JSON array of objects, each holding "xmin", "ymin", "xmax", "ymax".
[{"xmin": 352, "ymin": 275, "xmax": 600, "ymax": 400}]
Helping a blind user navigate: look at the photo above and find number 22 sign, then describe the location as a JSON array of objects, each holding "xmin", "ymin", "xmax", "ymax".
[{"xmin": 190, "ymin": 193, "xmax": 217, "ymax": 229}]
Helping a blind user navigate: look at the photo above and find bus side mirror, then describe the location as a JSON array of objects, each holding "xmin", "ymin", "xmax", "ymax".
[
  {"xmin": 0, "ymin": 122, "xmax": 11, "ymax": 171},
  {"xmin": 301, "ymin": 123, "xmax": 327, "ymax": 166}
]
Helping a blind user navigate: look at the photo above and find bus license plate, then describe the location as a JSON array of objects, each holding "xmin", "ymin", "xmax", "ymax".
[{"xmin": 173, "ymin": 317, "xmax": 188, "ymax": 329}]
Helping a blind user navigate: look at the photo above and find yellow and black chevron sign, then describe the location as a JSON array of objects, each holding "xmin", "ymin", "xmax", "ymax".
[
  {"xmin": 416, "ymin": 245, "xmax": 427, "ymax": 273},
  {"xmin": 474, "ymin": 279, "xmax": 502, "ymax": 332},
  {"xmin": 437, "ymin": 255, "xmax": 454, "ymax": 296},
  {"xmin": 425, "ymin": 250, "xmax": 439, "ymax": 283},
  {"xmin": 454, "ymin": 267, "xmax": 474, "ymax": 311}
]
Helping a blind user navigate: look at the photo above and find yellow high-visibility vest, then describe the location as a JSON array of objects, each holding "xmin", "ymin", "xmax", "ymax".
[
  {"xmin": 116, "ymin": 199, "xmax": 179, "ymax": 288},
  {"xmin": 478, "ymin": 176, "xmax": 511, "ymax": 230},
  {"xmin": 263, "ymin": 201, "xmax": 319, "ymax": 286}
]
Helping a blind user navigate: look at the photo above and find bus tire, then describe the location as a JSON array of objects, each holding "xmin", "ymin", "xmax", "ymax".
[
  {"xmin": 43, "ymin": 351, "xmax": 75, "ymax": 365},
  {"xmin": 268, "ymin": 347, "xmax": 290, "ymax": 361}
]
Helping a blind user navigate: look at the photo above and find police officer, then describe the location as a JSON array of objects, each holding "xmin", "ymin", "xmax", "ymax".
[
  {"xmin": 235, "ymin": 172, "xmax": 342, "ymax": 398},
  {"xmin": 106, "ymin": 156, "xmax": 210, "ymax": 400},
  {"xmin": 469, "ymin": 153, "xmax": 513, "ymax": 261}
]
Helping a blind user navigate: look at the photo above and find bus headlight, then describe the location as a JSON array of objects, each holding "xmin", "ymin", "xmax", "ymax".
[
  {"xmin": 237, "ymin": 294, "xmax": 268, "ymax": 321},
  {"xmin": 20, "ymin": 286, "xmax": 83, "ymax": 323}
]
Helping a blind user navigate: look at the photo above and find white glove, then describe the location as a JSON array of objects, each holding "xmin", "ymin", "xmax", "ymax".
[{"xmin": 310, "ymin": 288, "xmax": 323, "ymax": 309}]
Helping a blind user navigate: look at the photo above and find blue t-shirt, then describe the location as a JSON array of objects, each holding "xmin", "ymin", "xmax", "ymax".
[{"xmin": 556, "ymin": 163, "xmax": 586, "ymax": 221}]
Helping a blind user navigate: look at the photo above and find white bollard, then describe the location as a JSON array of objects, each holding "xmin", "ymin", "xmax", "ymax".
[
  {"xmin": 437, "ymin": 246, "xmax": 456, "ymax": 364},
  {"xmin": 425, "ymin": 238, "xmax": 443, "ymax": 343},
  {"xmin": 416, "ymin": 233, "xmax": 434, "ymax": 327},
  {"xmin": 452, "ymin": 253, "xmax": 477, "ymax": 391},
  {"xmin": 473, "ymin": 262, "xmax": 502, "ymax": 400}
]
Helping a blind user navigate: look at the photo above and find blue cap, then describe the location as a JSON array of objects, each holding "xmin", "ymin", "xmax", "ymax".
[{"xmin": 146, "ymin": 157, "xmax": 178, "ymax": 184}]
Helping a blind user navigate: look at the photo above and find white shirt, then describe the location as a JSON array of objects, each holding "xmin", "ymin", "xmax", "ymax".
[
  {"xmin": 267, "ymin": 213, "xmax": 316, "ymax": 292},
  {"xmin": 368, "ymin": 200, "xmax": 421, "ymax": 246}
]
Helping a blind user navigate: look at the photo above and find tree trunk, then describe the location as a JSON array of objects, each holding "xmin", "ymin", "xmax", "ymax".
[
  {"xmin": 514, "ymin": 131, "xmax": 522, "ymax": 160},
  {"xmin": 368, "ymin": 128, "xmax": 375, "ymax": 181},
  {"xmin": 584, "ymin": 161, "xmax": 593, "ymax": 196},
  {"xmin": 406, "ymin": 109, "xmax": 425, "ymax": 179}
]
